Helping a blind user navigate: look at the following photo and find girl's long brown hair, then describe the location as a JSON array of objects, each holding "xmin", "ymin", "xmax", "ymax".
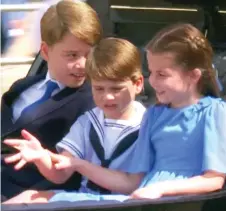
[{"xmin": 146, "ymin": 23, "xmax": 220, "ymax": 98}]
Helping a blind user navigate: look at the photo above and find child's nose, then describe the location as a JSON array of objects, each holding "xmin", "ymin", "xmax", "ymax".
[
  {"xmin": 104, "ymin": 93, "xmax": 115, "ymax": 100},
  {"xmin": 75, "ymin": 56, "xmax": 86, "ymax": 69}
]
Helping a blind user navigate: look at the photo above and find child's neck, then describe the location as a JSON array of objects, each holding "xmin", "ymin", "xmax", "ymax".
[{"xmin": 170, "ymin": 92, "xmax": 203, "ymax": 108}]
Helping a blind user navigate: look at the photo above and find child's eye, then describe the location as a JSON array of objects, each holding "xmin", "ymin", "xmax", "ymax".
[
  {"xmin": 112, "ymin": 87, "xmax": 123, "ymax": 91},
  {"xmin": 67, "ymin": 53, "xmax": 78, "ymax": 58},
  {"xmin": 158, "ymin": 73, "xmax": 167, "ymax": 77},
  {"xmin": 95, "ymin": 87, "xmax": 104, "ymax": 91}
]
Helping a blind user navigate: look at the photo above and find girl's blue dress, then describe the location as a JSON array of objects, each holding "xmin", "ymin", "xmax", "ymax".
[{"xmin": 49, "ymin": 96, "xmax": 226, "ymax": 202}]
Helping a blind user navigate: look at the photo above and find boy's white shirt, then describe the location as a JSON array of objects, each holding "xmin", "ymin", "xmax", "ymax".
[
  {"xmin": 12, "ymin": 71, "xmax": 64, "ymax": 122},
  {"xmin": 56, "ymin": 101, "xmax": 146, "ymax": 194}
]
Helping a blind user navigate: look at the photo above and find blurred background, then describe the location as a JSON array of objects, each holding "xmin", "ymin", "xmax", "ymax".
[
  {"xmin": 1, "ymin": 0, "xmax": 226, "ymax": 99},
  {"xmin": 1, "ymin": 0, "xmax": 48, "ymax": 96}
]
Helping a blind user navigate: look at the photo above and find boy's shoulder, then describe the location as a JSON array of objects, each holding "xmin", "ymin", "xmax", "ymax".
[
  {"xmin": 2, "ymin": 74, "xmax": 45, "ymax": 100},
  {"xmin": 133, "ymin": 100, "xmax": 146, "ymax": 113},
  {"xmin": 84, "ymin": 106, "xmax": 102, "ymax": 120}
]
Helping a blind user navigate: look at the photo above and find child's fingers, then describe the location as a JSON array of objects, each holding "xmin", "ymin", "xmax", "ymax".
[
  {"xmin": 4, "ymin": 153, "xmax": 21, "ymax": 163},
  {"xmin": 3, "ymin": 139, "xmax": 25, "ymax": 148},
  {"xmin": 55, "ymin": 162, "xmax": 68, "ymax": 170},
  {"xmin": 14, "ymin": 159, "xmax": 27, "ymax": 170},
  {"xmin": 131, "ymin": 190, "xmax": 161, "ymax": 199},
  {"xmin": 48, "ymin": 150, "xmax": 56, "ymax": 157},
  {"xmin": 21, "ymin": 129, "xmax": 38, "ymax": 141},
  {"xmin": 130, "ymin": 192, "xmax": 139, "ymax": 199},
  {"xmin": 49, "ymin": 151, "xmax": 61, "ymax": 162},
  {"xmin": 130, "ymin": 189, "xmax": 144, "ymax": 199},
  {"xmin": 54, "ymin": 163, "xmax": 62, "ymax": 169},
  {"xmin": 127, "ymin": 195, "xmax": 134, "ymax": 200}
]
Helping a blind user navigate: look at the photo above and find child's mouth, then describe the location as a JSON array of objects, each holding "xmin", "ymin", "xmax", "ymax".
[
  {"xmin": 71, "ymin": 73, "xmax": 85, "ymax": 79},
  {"xmin": 156, "ymin": 91, "xmax": 165, "ymax": 96},
  {"xmin": 104, "ymin": 104, "xmax": 117, "ymax": 109}
]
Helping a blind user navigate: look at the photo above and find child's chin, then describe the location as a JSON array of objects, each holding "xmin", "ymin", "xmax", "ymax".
[{"xmin": 157, "ymin": 97, "xmax": 168, "ymax": 104}]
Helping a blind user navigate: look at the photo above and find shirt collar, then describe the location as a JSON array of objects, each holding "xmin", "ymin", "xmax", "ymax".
[{"xmin": 37, "ymin": 71, "xmax": 65, "ymax": 90}]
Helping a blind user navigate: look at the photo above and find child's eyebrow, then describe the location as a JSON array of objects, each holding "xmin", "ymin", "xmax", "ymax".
[
  {"xmin": 93, "ymin": 84, "xmax": 124, "ymax": 88},
  {"xmin": 156, "ymin": 70, "xmax": 164, "ymax": 73},
  {"xmin": 62, "ymin": 50, "xmax": 79, "ymax": 53},
  {"xmin": 110, "ymin": 85, "xmax": 125, "ymax": 88},
  {"xmin": 148, "ymin": 68, "xmax": 162, "ymax": 73},
  {"xmin": 93, "ymin": 85, "xmax": 104, "ymax": 88},
  {"xmin": 155, "ymin": 69, "xmax": 168, "ymax": 73}
]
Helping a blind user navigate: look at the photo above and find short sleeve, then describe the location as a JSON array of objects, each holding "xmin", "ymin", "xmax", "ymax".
[
  {"xmin": 126, "ymin": 108, "xmax": 155, "ymax": 174},
  {"xmin": 56, "ymin": 114, "xmax": 87, "ymax": 159},
  {"xmin": 202, "ymin": 100, "xmax": 226, "ymax": 174}
]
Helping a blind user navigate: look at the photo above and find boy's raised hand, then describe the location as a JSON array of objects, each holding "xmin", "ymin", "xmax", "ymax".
[{"xmin": 3, "ymin": 129, "xmax": 45, "ymax": 170}]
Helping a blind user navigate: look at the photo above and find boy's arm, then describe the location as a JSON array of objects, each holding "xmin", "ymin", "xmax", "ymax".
[
  {"xmin": 33, "ymin": 150, "xmax": 75, "ymax": 184},
  {"xmin": 53, "ymin": 155, "xmax": 144, "ymax": 194},
  {"xmin": 77, "ymin": 159, "xmax": 144, "ymax": 194}
]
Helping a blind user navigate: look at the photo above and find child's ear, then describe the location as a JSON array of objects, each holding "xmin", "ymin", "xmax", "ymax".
[
  {"xmin": 134, "ymin": 76, "xmax": 144, "ymax": 94},
  {"xmin": 189, "ymin": 68, "xmax": 202, "ymax": 84},
  {"xmin": 40, "ymin": 42, "xmax": 49, "ymax": 61}
]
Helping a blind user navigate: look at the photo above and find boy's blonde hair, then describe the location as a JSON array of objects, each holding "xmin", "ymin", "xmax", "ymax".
[
  {"xmin": 85, "ymin": 38, "xmax": 142, "ymax": 82},
  {"xmin": 41, "ymin": 0, "xmax": 102, "ymax": 46}
]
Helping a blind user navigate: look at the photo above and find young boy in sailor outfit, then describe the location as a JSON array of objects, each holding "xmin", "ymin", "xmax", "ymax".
[{"xmin": 3, "ymin": 37, "xmax": 146, "ymax": 203}]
